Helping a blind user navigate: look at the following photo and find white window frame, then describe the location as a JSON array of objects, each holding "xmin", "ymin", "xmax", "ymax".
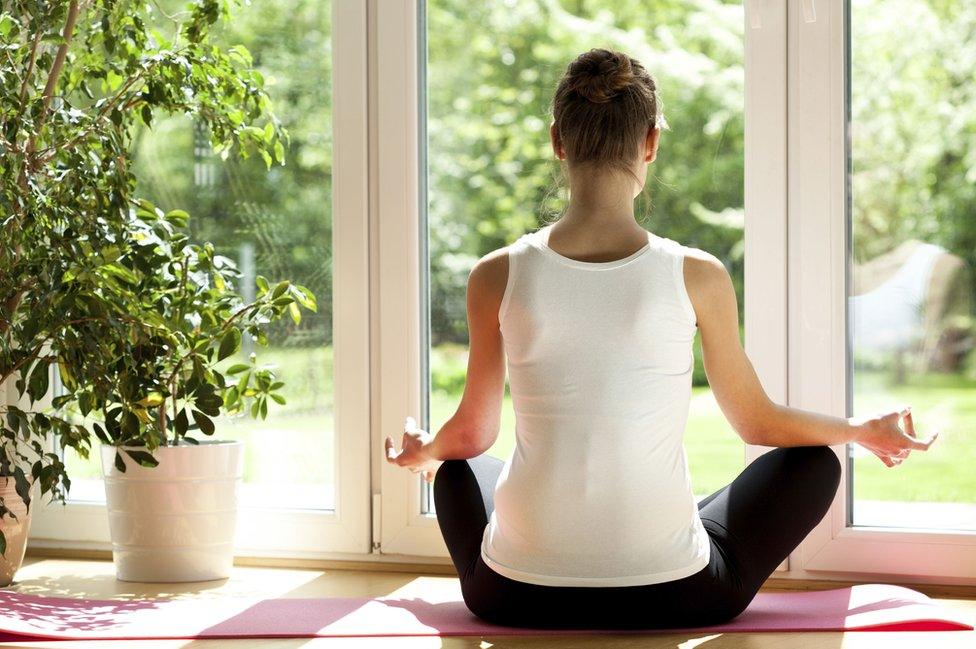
[
  {"xmin": 789, "ymin": 0, "xmax": 976, "ymax": 586},
  {"xmin": 22, "ymin": 0, "xmax": 373, "ymax": 559}
]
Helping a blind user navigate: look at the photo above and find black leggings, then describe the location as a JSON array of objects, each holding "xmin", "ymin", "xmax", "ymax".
[{"xmin": 433, "ymin": 445, "xmax": 841, "ymax": 629}]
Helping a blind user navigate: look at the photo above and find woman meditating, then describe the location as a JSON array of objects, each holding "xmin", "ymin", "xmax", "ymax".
[{"xmin": 384, "ymin": 48, "xmax": 938, "ymax": 629}]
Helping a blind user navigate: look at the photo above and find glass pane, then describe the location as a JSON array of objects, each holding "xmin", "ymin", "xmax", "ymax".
[
  {"xmin": 64, "ymin": 0, "xmax": 335, "ymax": 510},
  {"xmin": 422, "ymin": 0, "xmax": 745, "ymax": 513},
  {"xmin": 848, "ymin": 0, "xmax": 976, "ymax": 530}
]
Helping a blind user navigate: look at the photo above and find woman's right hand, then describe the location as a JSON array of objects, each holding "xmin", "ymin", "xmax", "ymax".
[{"xmin": 851, "ymin": 406, "xmax": 939, "ymax": 467}]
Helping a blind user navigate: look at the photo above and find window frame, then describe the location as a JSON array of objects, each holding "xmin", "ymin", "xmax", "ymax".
[{"xmin": 22, "ymin": 0, "xmax": 373, "ymax": 559}]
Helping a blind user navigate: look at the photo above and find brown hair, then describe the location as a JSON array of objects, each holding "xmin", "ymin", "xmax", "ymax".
[{"xmin": 542, "ymin": 48, "xmax": 666, "ymax": 223}]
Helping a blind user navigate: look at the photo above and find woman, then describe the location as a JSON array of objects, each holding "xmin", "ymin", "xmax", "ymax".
[{"xmin": 384, "ymin": 48, "xmax": 938, "ymax": 629}]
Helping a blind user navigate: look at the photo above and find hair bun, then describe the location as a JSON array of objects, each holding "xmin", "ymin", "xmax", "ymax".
[{"xmin": 567, "ymin": 48, "xmax": 636, "ymax": 104}]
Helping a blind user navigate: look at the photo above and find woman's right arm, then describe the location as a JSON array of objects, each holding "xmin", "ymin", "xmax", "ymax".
[{"xmin": 682, "ymin": 249, "xmax": 939, "ymax": 467}]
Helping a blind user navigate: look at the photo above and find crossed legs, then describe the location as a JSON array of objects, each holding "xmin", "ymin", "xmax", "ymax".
[{"xmin": 433, "ymin": 445, "xmax": 841, "ymax": 628}]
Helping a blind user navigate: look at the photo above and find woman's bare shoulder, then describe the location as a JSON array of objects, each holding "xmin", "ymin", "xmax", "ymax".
[
  {"xmin": 467, "ymin": 245, "xmax": 514, "ymax": 306},
  {"xmin": 678, "ymin": 246, "xmax": 734, "ymax": 304}
]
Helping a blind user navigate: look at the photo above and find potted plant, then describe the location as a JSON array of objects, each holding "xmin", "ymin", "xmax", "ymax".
[
  {"xmin": 0, "ymin": 0, "xmax": 302, "ymax": 583},
  {"xmin": 92, "ymin": 202, "xmax": 315, "ymax": 582}
]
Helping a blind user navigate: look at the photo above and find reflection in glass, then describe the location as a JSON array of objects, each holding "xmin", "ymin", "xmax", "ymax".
[
  {"xmin": 422, "ymin": 0, "xmax": 745, "ymax": 512},
  {"xmin": 848, "ymin": 0, "xmax": 976, "ymax": 530}
]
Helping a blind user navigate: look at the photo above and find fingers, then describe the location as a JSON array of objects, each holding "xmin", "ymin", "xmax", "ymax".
[
  {"xmin": 863, "ymin": 442, "xmax": 903, "ymax": 468},
  {"xmin": 902, "ymin": 408, "xmax": 916, "ymax": 438},
  {"xmin": 871, "ymin": 448, "xmax": 896, "ymax": 467},
  {"xmin": 901, "ymin": 430, "xmax": 938, "ymax": 451},
  {"xmin": 871, "ymin": 449, "xmax": 902, "ymax": 469},
  {"xmin": 385, "ymin": 435, "xmax": 400, "ymax": 464},
  {"xmin": 386, "ymin": 415, "xmax": 419, "ymax": 465}
]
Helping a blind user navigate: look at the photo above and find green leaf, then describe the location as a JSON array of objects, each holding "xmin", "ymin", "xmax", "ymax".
[
  {"xmin": 122, "ymin": 410, "xmax": 140, "ymax": 435},
  {"xmin": 101, "ymin": 263, "xmax": 139, "ymax": 285},
  {"xmin": 136, "ymin": 392, "xmax": 164, "ymax": 407},
  {"xmin": 124, "ymin": 449, "xmax": 159, "ymax": 468},
  {"xmin": 92, "ymin": 422, "xmax": 111, "ymax": 445},
  {"xmin": 218, "ymin": 328, "xmax": 242, "ymax": 361},
  {"xmin": 290, "ymin": 284, "xmax": 317, "ymax": 312},
  {"xmin": 288, "ymin": 301, "xmax": 301, "ymax": 325},
  {"xmin": 226, "ymin": 363, "xmax": 251, "ymax": 375},
  {"xmin": 270, "ymin": 393, "xmax": 286, "ymax": 405},
  {"xmin": 271, "ymin": 281, "xmax": 290, "ymax": 299},
  {"xmin": 14, "ymin": 467, "xmax": 31, "ymax": 510},
  {"xmin": 194, "ymin": 393, "xmax": 223, "ymax": 417},
  {"xmin": 191, "ymin": 410, "xmax": 215, "ymax": 436},
  {"xmin": 165, "ymin": 209, "xmax": 189, "ymax": 226},
  {"xmin": 27, "ymin": 362, "xmax": 50, "ymax": 404},
  {"xmin": 0, "ymin": 529, "xmax": 6, "ymax": 556},
  {"xmin": 227, "ymin": 44, "xmax": 253, "ymax": 66},
  {"xmin": 114, "ymin": 451, "xmax": 126, "ymax": 473},
  {"xmin": 174, "ymin": 408, "xmax": 189, "ymax": 437}
]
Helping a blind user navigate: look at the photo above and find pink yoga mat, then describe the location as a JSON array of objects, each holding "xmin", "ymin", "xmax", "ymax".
[{"xmin": 0, "ymin": 584, "xmax": 970, "ymax": 640}]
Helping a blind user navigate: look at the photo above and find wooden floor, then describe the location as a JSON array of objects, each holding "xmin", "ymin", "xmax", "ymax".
[{"xmin": 1, "ymin": 557, "xmax": 974, "ymax": 648}]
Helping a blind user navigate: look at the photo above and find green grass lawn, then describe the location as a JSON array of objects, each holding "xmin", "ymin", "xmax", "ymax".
[{"xmin": 64, "ymin": 344, "xmax": 974, "ymax": 505}]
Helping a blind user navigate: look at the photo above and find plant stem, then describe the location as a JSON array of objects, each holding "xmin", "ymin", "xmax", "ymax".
[
  {"xmin": 38, "ymin": 1, "xmax": 81, "ymax": 118},
  {"xmin": 3, "ymin": 1, "xmax": 84, "ymax": 339}
]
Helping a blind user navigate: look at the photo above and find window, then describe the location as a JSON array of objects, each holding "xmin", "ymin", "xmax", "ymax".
[
  {"xmin": 61, "ymin": 0, "xmax": 337, "ymax": 512},
  {"xmin": 31, "ymin": 0, "xmax": 370, "ymax": 557},
  {"xmin": 420, "ymin": 0, "xmax": 747, "ymax": 518}
]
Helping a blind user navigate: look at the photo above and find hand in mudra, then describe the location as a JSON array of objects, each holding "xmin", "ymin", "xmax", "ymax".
[
  {"xmin": 385, "ymin": 416, "xmax": 441, "ymax": 483},
  {"xmin": 853, "ymin": 406, "xmax": 939, "ymax": 467}
]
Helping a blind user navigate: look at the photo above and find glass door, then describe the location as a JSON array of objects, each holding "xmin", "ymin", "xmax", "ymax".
[
  {"xmin": 419, "ymin": 0, "xmax": 748, "ymax": 517},
  {"xmin": 375, "ymin": 0, "xmax": 786, "ymax": 561}
]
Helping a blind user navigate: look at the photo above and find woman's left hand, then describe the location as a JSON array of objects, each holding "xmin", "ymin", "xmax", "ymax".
[{"xmin": 385, "ymin": 416, "xmax": 441, "ymax": 483}]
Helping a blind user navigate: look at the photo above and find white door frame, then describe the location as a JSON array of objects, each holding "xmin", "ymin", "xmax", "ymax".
[
  {"xmin": 372, "ymin": 0, "xmax": 448, "ymax": 558},
  {"xmin": 789, "ymin": 0, "xmax": 976, "ymax": 586},
  {"xmin": 25, "ymin": 0, "xmax": 373, "ymax": 559}
]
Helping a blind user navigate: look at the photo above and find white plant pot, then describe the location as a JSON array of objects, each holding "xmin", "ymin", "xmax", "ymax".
[
  {"xmin": 101, "ymin": 440, "xmax": 243, "ymax": 582},
  {"xmin": 0, "ymin": 476, "xmax": 32, "ymax": 587}
]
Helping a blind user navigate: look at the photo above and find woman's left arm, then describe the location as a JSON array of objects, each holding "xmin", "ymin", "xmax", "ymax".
[{"xmin": 385, "ymin": 248, "xmax": 509, "ymax": 475}]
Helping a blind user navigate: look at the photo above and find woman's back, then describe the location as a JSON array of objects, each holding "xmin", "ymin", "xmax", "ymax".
[{"xmin": 479, "ymin": 223, "xmax": 712, "ymax": 587}]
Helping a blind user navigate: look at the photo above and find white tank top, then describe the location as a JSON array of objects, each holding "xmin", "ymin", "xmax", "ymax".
[{"xmin": 479, "ymin": 223, "xmax": 712, "ymax": 587}]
